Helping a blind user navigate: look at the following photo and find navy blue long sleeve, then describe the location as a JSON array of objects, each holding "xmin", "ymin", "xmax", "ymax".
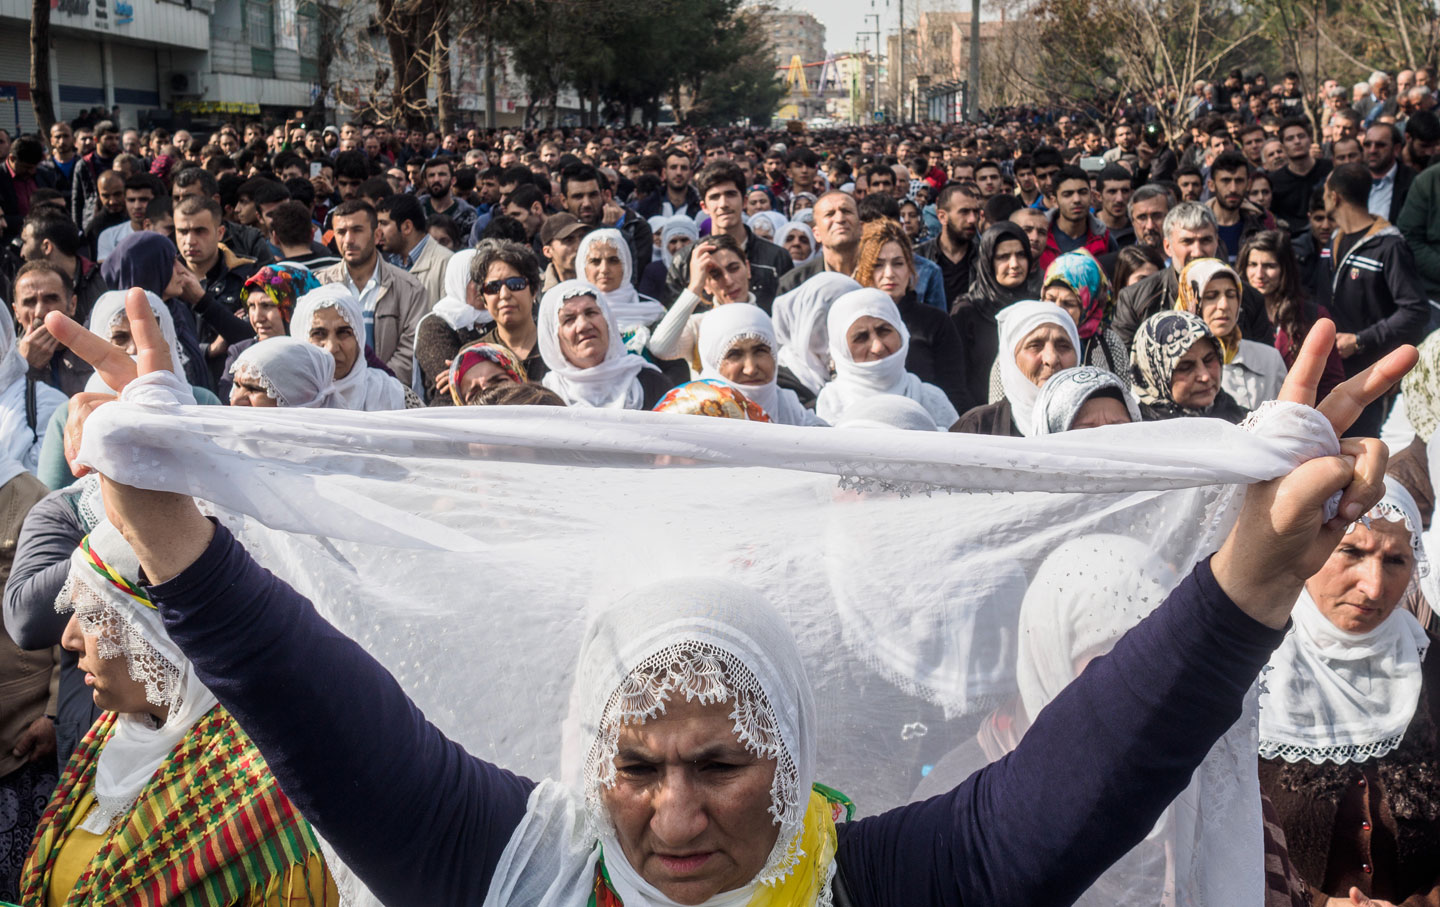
[
  {"xmin": 153, "ymin": 525, "xmax": 1284, "ymax": 907},
  {"xmin": 835, "ymin": 556, "xmax": 1286, "ymax": 906}
]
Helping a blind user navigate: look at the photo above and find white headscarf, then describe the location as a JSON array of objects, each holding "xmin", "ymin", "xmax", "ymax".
[
  {"xmin": 0, "ymin": 307, "xmax": 66, "ymax": 472},
  {"xmin": 431, "ymin": 249, "xmax": 494, "ymax": 333},
  {"xmin": 660, "ymin": 217, "xmax": 699, "ymax": 260},
  {"xmin": 485, "ymin": 579, "xmax": 819, "ymax": 907},
  {"xmin": 646, "ymin": 216, "xmax": 668, "ymax": 263},
  {"xmin": 833, "ymin": 394, "xmax": 938, "ymax": 431},
  {"xmin": 697, "ymin": 303, "xmax": 822, "ymax": 426},
  {"xmin": 815, "ymin": 288, "xmax": 955, "ymax": 429},
  {"xmin": 56, "ymin": 520, "xmax": 219, "ymax": 834},
  {"xmin": 538, "ymin": 280, "xmax": 658, "ymax": 410},
  {"xmin": 1031, "ymin": 366, "xmax": 1141, "ymax": 435},
  {"xmin": 232, "ymin": 337, "xmax": 340, "ymax": 408},
  {"xmin": 995, "ymin": 300, "xmax": 1081, "ymax": 437},
  {"xmin": 750, "ymin": 211, "xmax": 788, "ymax": 242},
  {"xmin": 291, "ymin": 285, "xmax": 407, "ymax": 411},
  {"xmin": 780, "ymin": 221, "xmax": 818, "ymax": 264},
  {"xmin": 772, "ymin": 273, "xmax": 859, "ymax": 395},
  {"xmin": 86, "ymin": 289, "xmax": 187, "ymax": 385},
  {"xmin": 1260, "ymin": 476, "xmax": 1433, "ymax": 764},
  {"xmin": 574, "ymin": 229, "xmax": 665, "ymax": 329}
]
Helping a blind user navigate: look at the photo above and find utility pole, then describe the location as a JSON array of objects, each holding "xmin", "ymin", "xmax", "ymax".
[
  {"xmin": 966, "ymin": 0, "xmax": 980, "ymax": 121},
  {"xmin": 897, "ymin": 0, "xmax": 905, "ymax": 122},
  {"xmin": 863, "ymin": 13, "xmax": 882, "ymax": 121}
]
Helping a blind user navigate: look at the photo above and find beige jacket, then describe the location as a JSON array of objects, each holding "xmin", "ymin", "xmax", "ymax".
[
  {"xmin": 0, "ymin": 471, "xmax": 59, "ymax": 774},
  {"xmin": 408, "ymin": 236, "xmax": 453, "ymax": 308},
  {"xmin": 317, "ymin": 257, "xmax": 431, "ymax": 381}
]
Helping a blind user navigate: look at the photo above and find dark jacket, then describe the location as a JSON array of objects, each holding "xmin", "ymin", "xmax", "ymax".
[
  {"xmin": 1397, "ymin": 161, "xmax": 1440, "ymax": 300},
  {"xmin": 777, "ymin": 254, "xmax": 828, "ymax": 295},
  {"xmin": 664, "ymin": 226, "xmax": 793, "ymax": 314},
  {"xmin": 950, "ymin": 397, "xmax": 1022, "ymax": 436},
  {"xmin": 150, "ymin": 521, "xmax": 1287, "ymax": 907},
  {"xmin": 1292, "ymin": 231, "xmax": 1334, "ymax": 311},
  {"xmin": 1385, "ymin": 163, "xmax": 1418, "ymax": 225},
  {"xmin": 1259, "ymin": 634, "xmax": 1440, "ymax": 905},
  {"xmin": 1112, "ymin": 266, "xmax": 1275, "ymax": 351},
  {"xmin": 915, "ymin": 235, "xmax": 977, "ymax": 308},
  {"xmin": 71, "ymin": 257, "xmax": 107, "ymax": 327},
  {"xmin": 634, "ymin": 186, "xmax": 702, "ymax": 220},
  {"xmin": 0, "ymin": 163, "xmax": 58, "ymax": 239},
  {"xmin": 894, "ymin": 289, "xmax": 973, "ymax": 414},
  {"xmin": 1328, "ymin": 219, "xmax": 1431, "ymax": 375},
  {"xmin": 70, "ymin": 152, "xmax": 115, "ymax": 233},
  {"xmin": 616, "ymin": 209, "xmax": 654, "ymax": 289},
  {"xmin": 223, "ymin": 220, "xmax": 276, "ymax": 266},
  {"xmin": 100, "ymin": 231, "xmax": 216, "ymax": 393}
]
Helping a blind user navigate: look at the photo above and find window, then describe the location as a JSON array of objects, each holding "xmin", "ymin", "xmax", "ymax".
[{"xmin": 246, "ymin": 1, "xmax": 273, "ymax": 45}]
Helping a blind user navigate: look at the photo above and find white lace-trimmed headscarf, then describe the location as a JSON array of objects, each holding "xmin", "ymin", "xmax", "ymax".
[
  {"xmin": 780, "ymin": 222, "xmax": 818, "ymax": 264},
  {"xmin": 994, "ymin": 300, "xmax": 1081, "ymax": 438},
  {"xmin": 231, "ymin": 337, "xmax": 340, "ymax": 408},
  {"xmin": 1260, "ymin": 476, "xmax": 1433, "ymax": 765},
  {"xmin": 772, "ymin": 273, "xmax": 860, "ymax": 396},
  {"xmin": 55, "ymin": 520, "xmax": 219, "ymax": 833},
  {"xmin": 291, "ymin": 285, "xmax": 407, "ymax": 411},
  {"xmin": 698, "ymin": 303, "xmax": 822, "ymax": 427},
  {"xmin": 575, "ymin": 229, "xmax": 665, "ymax": 329},
  {"xmin": 431, "ymin": 249, "xmax": 494, "ymax": 333},
  {"xmin": 85, "ymin": 290, "xmax": 187, "ymax": 388},
  {"xmin": 486, "ymin": 578, "xmax": 818, "ymax": 907},
  {"xmin": 815, "ymin": 288, "xmax": 955, "ymax": 429},
  {"xmin": 1031, "ymin": 366, "xmax": 1141, "ymax": 435},
  {"xmin": 538, "ymin": 280, "xmax": 659, "ymax": 410}
]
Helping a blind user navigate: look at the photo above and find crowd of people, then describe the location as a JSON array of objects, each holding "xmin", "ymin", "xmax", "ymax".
[{"xmin": 0, "ymin": 60, "xmax": 1437, "ymax": 906}]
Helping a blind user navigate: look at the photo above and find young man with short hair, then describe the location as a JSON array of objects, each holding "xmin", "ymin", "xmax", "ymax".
[
  {"xmin": 174, "ymin": 195, "xmax": 260, "ymax": 375},
  {"xmin": 97, "ymin": 174, "xmax": 163, "ymax": 261},
  {"xmin": 915, "ymin": 182, "xmax": 983, "ymax": 303},
  {"xmin": 376, "ymin": 192, "xmax": 452, "ymax": 305},
  {"xmin": 1040, "ymin": 165, "xmax": 1114, "ymax": 269},
  {"xmin": 1206, "ymin": 151, "xmax": 1266, "ymax": 262},
  {"xmin": 1269, "ymin": 115, "xmax": 1332, "ymax": 232},
  {"xmin": 1094, "ymin": 165, "xmax": 1135, "ymax": 247},
  {"xmin": 635, "ymin": 147, "xmax": 700, "ymax": 219},
  {"xmin": 560, "ymin": 163, "xmax": 652, "ymax": 283},
  {"xmin": 418, "ymin": 156, "xmax": 477, "ymax": 237}
]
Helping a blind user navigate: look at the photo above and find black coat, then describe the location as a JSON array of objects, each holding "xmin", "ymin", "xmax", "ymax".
[
  {"xmin": 1112, "ymin": 266, "xmax": 1275, "ymax": 351},
  {"xmin": 664, "ymin": 226, "xmax": 793, "ymax": 313}
]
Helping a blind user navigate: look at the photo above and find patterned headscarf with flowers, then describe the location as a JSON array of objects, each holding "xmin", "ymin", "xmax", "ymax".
[{"xmin": 242, "ymin": 265, "xmax": 322, "ymax": 331}]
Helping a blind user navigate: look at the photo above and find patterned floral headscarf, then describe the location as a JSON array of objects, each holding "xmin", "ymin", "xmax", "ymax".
[
  {"xmin": 448, "ymin": 341, "xmax": 528, "ymax": 405},
  {"xmin": 242, "ymin": 265, "xmax": 322, "ymax": 330},
  {"xmin": 1130, "ymin": 310, "xmax": 1221, "ymax": 414},
  {"xmin": 1174, "ymin": 257, "xmax": 1241, "ymax": 364},
  {"xmin": 652, "ymin": 378, "xmax": 772, "ymax": 421},
  {"xmin": 1042, "ymin": 250, "xmax": 1111, "ymax": 340}
]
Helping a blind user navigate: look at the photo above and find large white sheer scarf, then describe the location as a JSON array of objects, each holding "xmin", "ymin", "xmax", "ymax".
[
  {"xmin": 697, "ymin": 303, "xmax": 823, "ymax": 427},
  {"xmin": 538, "ymin": 280, "xmax": 658, "ymax": 410},
  {"xmin": 574, "ymin": 229, "xmax": 665, "ymax": 330},
  {"xmin": 292, "ymin": 285, "xmax": 407, "ymax": 412},
  {"xmin": 995, "ymin": 300, "xmax": 1082, "ymax": 438},
  {"xmin": 772, "ymin": 273, "xmax": 859, "ymax": 396},
  {"xmin": 1259, "ymin": 477, "xmax": 1433, "ymax": 765},
  {"xmin": 75, "ymin": 384, "xmax": 1346, "ymax": 906},
  {"xmin": 232, "ymin": 337, "xmax": 340, "ymax": 408},
  {"xmin": 431, "ymin": 249, "xmax": 494, "ymax": 333},
  {"xmin": 814, "ymin": 289, "xmax": 954, "ymax": 429}
]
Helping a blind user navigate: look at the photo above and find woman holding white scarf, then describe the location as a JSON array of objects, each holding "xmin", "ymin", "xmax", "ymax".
[
  {"xmin": 537, "ymin": 280, "xmax": 673, "ymax": 410},
  {"xmin": 772, "ymin": 272, "xmax": 861, "ymax": 410},
  {"xmin": 291, "ymin": 285, "xmax": 410, "ymax": 412},
  {"xmin": 574, "ymin": 228, "xmax": 665, "ymax": 349},
  {"xmin": 19, "ymin": 520, "xmax": 336, "ymax": 904},
  {"xmin": 1259, "ymin": 477, "xmax": 1440, "ymax": 906},
  {"xmin": 953, "ymin": 300, "xmax": 1080, "ymax": 437},
  {"xmin": 696, "ymin": 303, "xmax": 826, "ymax": 426},
  {"xmin": 815, "ymin": 288, "xmax": 957, "ymax": 430},
  {"xmin": 412, "ymin": 248, "xmax": 491, "ymax": 403}
]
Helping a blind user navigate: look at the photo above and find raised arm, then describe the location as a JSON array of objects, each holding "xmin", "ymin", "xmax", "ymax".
[
  {"xmin": 45, "ymin": 289, "xmax": 537, "ymax": 905},
  {"xmin": 836, "ymin": 320, "xmax": 1418, "ymax": 906}
]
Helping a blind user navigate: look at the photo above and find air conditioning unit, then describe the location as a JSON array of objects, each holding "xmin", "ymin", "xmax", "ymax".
[{"xmin": 167, "ymin": 71, "xmax": 204, "ymax": 96}]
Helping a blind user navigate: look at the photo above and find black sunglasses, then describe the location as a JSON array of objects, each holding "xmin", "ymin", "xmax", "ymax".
[{"xmin": 482, "ymin": 276, "xmax": 530, "ymax": 294}]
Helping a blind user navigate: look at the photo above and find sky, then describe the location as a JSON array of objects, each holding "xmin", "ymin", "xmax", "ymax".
[{"xmin": 784, "ymin": 0, "xmax": 995, "ymax": 59}]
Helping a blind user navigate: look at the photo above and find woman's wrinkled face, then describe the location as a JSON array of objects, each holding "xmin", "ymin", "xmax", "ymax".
[
  {"xmin": 745, "ymin": 190, "xmax": 772, "ymax": 214},
  {"xmin": 246, "ymin": 290, "xmax": 286, "ymax": 340},
  {"xmin": 667, "ymin": 235, "xmax": 694, "ymax": 258},
  {"xmin": 307, "ymin": 306, "xmax": 360, "ymax": 380},
  {"xmin": 783, "ymin": 230, "xmax": 812, "ymax": 263},
  {"xmin": 1014, "ymin": 323, "xmax": 1077, "ymax": 386},
  {"xmin": 1170, "ymin": 338, "xmax": 1221, "ymax": 409},
  {"xmin": 1245, "ymin": 250, "xmax": 1282, "ymax": 297},
  {"xmin": 993, "ymin": 239, "xmax": 1029, "ymax": 289},
  {"xmin": 557, "ymin": 296, "xmax": 610, "ymax": 368},
  {"xmin": 1197, "ymin": 275, "xmax": 1240, "ymax": 340},
  {"xmin": 1041, "ymin": 284, "xmax": 1085, "ymax": 326},
  {"xmin": 1305, "ymin": 519, "xmax": 1414, "ymax": 634},
  {"xmin": 604, "ymin": 695, "xmax": 780, "ymax": 905},
  {"xmin": 846, "ymin": 315, "xmax": 902, "ymax": 362},
  {"xmin": 483, "ymin": 261, "xmax": 536, "ymax": 328},
  {"xmin": 718, "ymin": 337, "xmax": 775, "ymax": 386},
  {"xmin": 872, "ymin": 241, "xmax": 912, "ymax": 301},
  {"xmin": 1071, "ymin": 394, "xmax": 1132, "ymax": 430},
  {"xmin": 60, "ymin": 614, "xmax": 161, "ymax": 716},
  {"xmin": 229, "ymin": 372, "xmax": 280, "ymax": 407},
  {"xmin": 459, "ymin": 359, "xmax": 514, "ymax": 404},
  {"xmin": 584, "ymin": 241, "xmax": 625, "ymax": 293}
]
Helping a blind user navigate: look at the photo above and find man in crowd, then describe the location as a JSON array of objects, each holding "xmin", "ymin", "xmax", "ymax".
[
  {"xmin": 1128, "ymin": 184, "xmax": 1173, "ymax": 250},
  {"xmin": 1040, "ymin": 165, "xmax": 1113, "ymax": 269},
  {"xmin": 1207, "ymin": 151, "xmax": 1266, "ymax": 262},
  {"xmin": 539, "ymin": 212, "xmax": 591, "ymax": 291},
  {"xmin": 0, "ymin": 137, "xmax": 56, "ymax": 238},
  {"xmin": 1331, "ymin": 137, "xmax": 1362, "ymax": 167},
  {"xmin": 174, "ymin": 196, "xmax": 259, "ymax": 374},
  {"xmin": 1270, "ymin": 116, "xmax": 1332, "ymax": 231},
  {"xmin": 172, "ymin": 167, "xmax": 273, "ymax": 264},
  {"xmin": 376, "ymin": 193, "xmax": 451, "ymax": 304},
  {"xmin": 317, "ymin": 199, "xmax": 430, "ymax": 380},
  {"xmin": 1009, "ymin": 207, "xmax": 1050, "ymax": 266},
  {"xmin": 1013, "ymin": 155, "xmax": 1041, "ymax": 208},
  {"xmin": 973, "ymin": 160, "xmax": 1004, "ymax": 199},
  {"xmin": 418, "ymin": 155, "xmax": 477, "ymax": 239},
  {"xmin": 636, "ymin": 147, "xmax": 700, "ymax": 219},
  {"xmin": 1364, "ymin": 124, "xmax": 1414, "ymax": 223},
  {"xmin": 97, "ymin": 174, "xmax": 163, "ymax": 261},
  {"xmin": 914, "ymin": 182, "xmax": 982, "ymax": 305},
  {"xmin": 70, "ymin": 120, "xmax": 120, "ymax": 231},
  {"xmin": 46, "ymin": 122, "xmax": 78, "ymax": 196},
  {"xmin": 561, "ymin": 163, "xmax": 652, "ymax": 284},
  {"xmin": 777, "ymin": 190, "xmax": 862, "ymax": 295},
  {"xmin": 1094, "ymin": 165, "xmax": 1135, "ymax": 248},
  {"xmin": 19, "ymin": 208, "xmax": 107, "ymax": 326},
  {"xmin": 1112, "ymin": 201, "xmax": 1273, "ymax": 348},
  {"xmin": 9, "ymin": 259, "xmax": 93, "ymax": 395},
  {"xmin": 269, "ymin": 201, "xmax": 337, "ymax": 268},
  {"xmin": 664, "ymin": 161, "xmax": 791, "ymax": 311},
  {"xmin": 502, "ymin": 184, "xmax": 548, "ymax": 255},
  {"xmin": 787, "ymin": 147, "xmax": 822, "ymax": 199}
]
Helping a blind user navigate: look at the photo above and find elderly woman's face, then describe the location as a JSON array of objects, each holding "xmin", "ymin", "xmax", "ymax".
[
  {"xmin": 1041, "ymin": 285, "xmax": 1083, "ymax": 323},
  {"xmin": 307, "ymin": 306, "xmax": 360, "ymax": 380},
  {"xmin": 1014, "ymin": 323, "xmax": 1077, "ymax": 386},
  {"xmin": 719, "ymin": 337, "xmax": 775, "ymax": 386},
  {"xmin": 847, "ymin": 316, "xmax": 902, "ymax": 362},
  {"xmin": 584, "ymin": 241, "xmax": 625, "ymax": 293},
  {"xmin": 667, "ymin": 235, "xmax": 694, "ymax": 257},
  {"xmin": 483, "ymin": 261, "xmax": 535, "ymax": 328},
  {"xmin": 1170, "ymin": 338, "xmax": 1221, "ymax": 409},
  {"xmin": 229, "ymin": 372, "xmax": 280, "ymax": 407},
  {"xmin": 557, "ymin": 296, "xmax": 610, "ymax": 368},
  {"xmin": 108, "ymin": 315, "xmax": 137, "ymax": 356},
  {"xmin": 459, "ymin": 359, "xmax": 514, "ymax": 404},
  {"xmin": 604, "ymin": 695, "xmax": 779, "ymax": 904},
  {"xmin": 1305, "ymin": 518, "xmax": 1414, "ymax": 634},
  {"xmin": 1072, "ymin": 394, "xmax": 1131, "ymax": 430},
  {"xmin": 783, "ymin": 229, "xmax": 812, "ymax": 263},
  {"xmin": 745, "ymin": 190, "xmax": 772, "ymax": 214},
  {"xmin": 246, "ymin": 290, "xmax": 286, "ymax": 340}
]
